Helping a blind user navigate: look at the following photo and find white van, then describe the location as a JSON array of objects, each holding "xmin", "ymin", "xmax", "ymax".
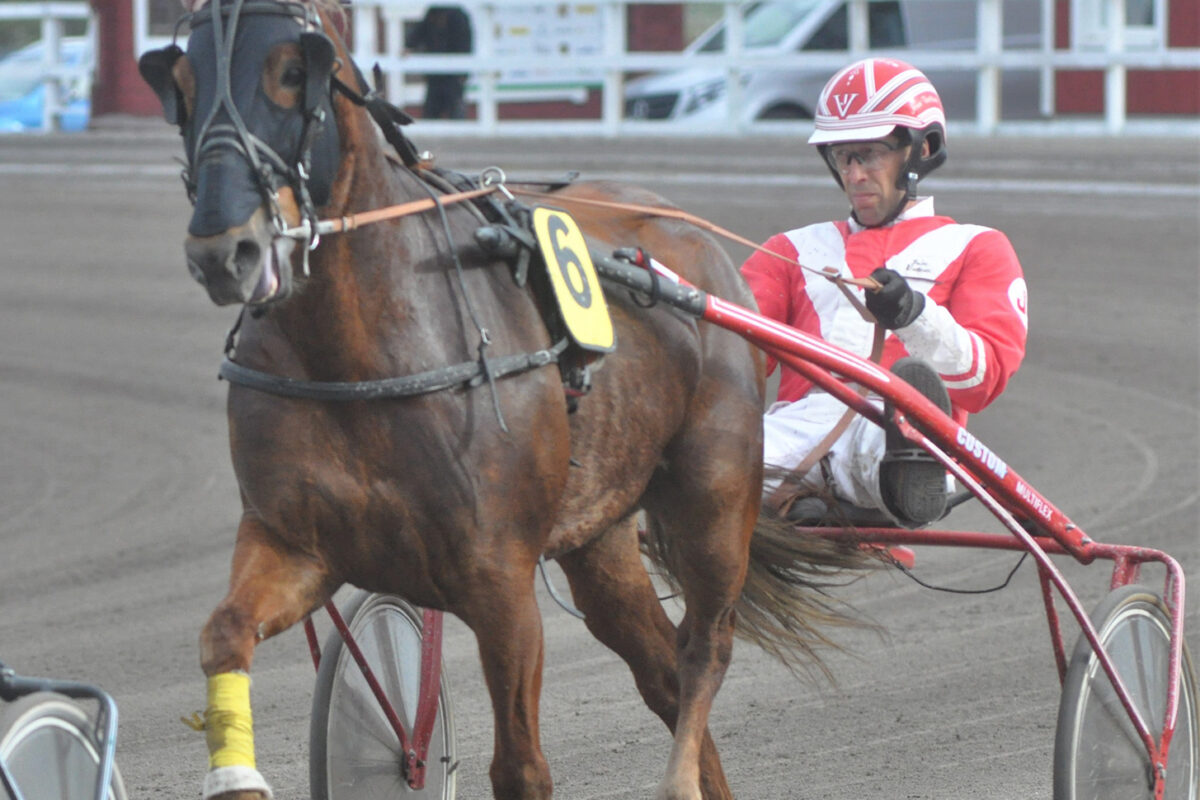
[{"xmin": 623, "ymin": 0, "xmax": 1043, "ymax": 124}]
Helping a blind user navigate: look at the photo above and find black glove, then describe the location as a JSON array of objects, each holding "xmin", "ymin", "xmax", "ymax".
[{"xmin": 865, "ymin": 267, "xmax": 925, "ymax": 330}]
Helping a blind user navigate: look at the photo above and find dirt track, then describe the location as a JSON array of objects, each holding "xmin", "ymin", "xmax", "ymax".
[{"xmin": 0, "ymin": 128, "xmax": 1197, "ymax": 799}]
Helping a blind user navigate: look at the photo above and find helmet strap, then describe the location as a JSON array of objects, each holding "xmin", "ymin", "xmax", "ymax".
[
  {"xmin": 865, "ymin": 132, "xmax": 923, "ymax": 227},
  {"xmin": 832, "ymin": 126, "xmax": 941, "ymax": 229}
]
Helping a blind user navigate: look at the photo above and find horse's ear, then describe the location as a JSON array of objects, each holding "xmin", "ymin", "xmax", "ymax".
[
  {"xmin": 138, "ymin": 45, "xmax": 186, "ymax": 124},
  {"xmin": 299, "ymin": 32, "xmax": 336, "ymax": 114}
]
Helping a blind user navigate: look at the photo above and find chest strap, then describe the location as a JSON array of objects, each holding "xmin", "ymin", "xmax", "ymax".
[{"xmin": 219, "ymin": 338, "xmax": 568, "ymax": 401}]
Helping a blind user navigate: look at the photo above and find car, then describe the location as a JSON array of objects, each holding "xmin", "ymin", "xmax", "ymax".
[
  {"xmin": 0, "ymin": 36, "xmax": 92, "ymax": 132},
  {"xmin": 623, "ymin": 0, "xmax": 1043, "ymax": 124}
]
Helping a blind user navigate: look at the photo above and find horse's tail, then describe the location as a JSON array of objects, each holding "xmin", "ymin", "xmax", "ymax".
[
  {"xmin": 642, "ymin": 494, "xmax": 878, "ymax": 682},
  {"xmin": 733, "ymin": 507, "xmax": 879, "ymax": 680}
]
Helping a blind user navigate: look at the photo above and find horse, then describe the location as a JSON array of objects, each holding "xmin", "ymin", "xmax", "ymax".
[{"xmin": 138, "ymin": 1, "xmax": 863, "ymax": 797}]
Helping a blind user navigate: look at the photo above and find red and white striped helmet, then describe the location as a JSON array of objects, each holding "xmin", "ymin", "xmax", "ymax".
[
  {"xmin": 809, "ymin": 57, "xmax": 946, "ymax": 145},
  {"xmin": 809, "ymin": 57, "xmax": 948, "ymax": 190}
]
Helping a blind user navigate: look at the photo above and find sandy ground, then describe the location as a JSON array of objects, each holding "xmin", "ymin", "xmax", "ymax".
[{"xmin": 0, "ymin": 129, "xmax": 1197, "ymax": 799}]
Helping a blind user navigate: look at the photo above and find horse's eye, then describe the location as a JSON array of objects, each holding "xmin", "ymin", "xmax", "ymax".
[{"xmin": 281, "ymin": 65, "xmax": 305, "ymax": 89}]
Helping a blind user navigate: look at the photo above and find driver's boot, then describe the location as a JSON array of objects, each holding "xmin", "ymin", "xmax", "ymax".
[{"xmin": 879, "ymin": 357, "xmax": 952, "ymax": 527}]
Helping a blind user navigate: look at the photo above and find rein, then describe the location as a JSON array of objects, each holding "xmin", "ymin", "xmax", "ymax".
[
  {"xmin": 283, "ymin": 185, "xmax": 497, "ymax": 239},
  {"xmin": 500, "ymin": 191, "xmax": 890, "ymax": 515},
  {"xmin": 288, "ymin": 177, "xmax": 882, "ymax": 322},
  {"xmin": 509, "ymin": 187, "xmax": 883, "ymax": 319},
  {"xmin": 259, "ymin": 173, "xmax": 888, "ymax": 409}
]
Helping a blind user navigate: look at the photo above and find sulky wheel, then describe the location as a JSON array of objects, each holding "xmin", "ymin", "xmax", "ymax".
[
  {"xmin": 310, "ymin": 590, "xmax": 457, "ymax": 799},
  {"xmin": 0, "ymin": 692, "xmax": 127, "ymax": 800},
  {"xmin": 1054, "ymin": 585, "xmax": 1199, "ymax": 799}
]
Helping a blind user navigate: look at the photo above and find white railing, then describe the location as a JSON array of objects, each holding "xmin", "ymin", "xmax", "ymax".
[
  {"xmin": 340, "ymin": 0, "xmax": 1200, "ymax": 137},
  {"xmin": 0, "ymin": 1, "xmax": 94, "ymax": 132}
]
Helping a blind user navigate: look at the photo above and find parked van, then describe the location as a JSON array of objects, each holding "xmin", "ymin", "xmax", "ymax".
[{"xmin": 623, "ymin": 0, "xmax": 1043, "ymax": 124}]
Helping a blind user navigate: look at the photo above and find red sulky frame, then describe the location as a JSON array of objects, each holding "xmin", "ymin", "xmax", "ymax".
[
  {"xmin": 701, "ymin": 283, "xmax": 1189, "ymax": 800},
  {"xmin": 303, "ymin": 603, "xmax": 445, "ymax": 790},
  {"xmin": 592, "ymin": 245, "xmax": 1188, "ymax": 796},
  {"xmin": 297, "ymin": 245, "xmax": 1190, "ymax": 799}
]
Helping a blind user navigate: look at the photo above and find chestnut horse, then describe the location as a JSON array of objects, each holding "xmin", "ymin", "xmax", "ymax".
[{"xmin": 139, "ymin": 1, "xmax": 861, "ymax": 798}]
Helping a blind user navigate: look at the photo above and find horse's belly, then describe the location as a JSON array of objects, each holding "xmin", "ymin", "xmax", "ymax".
[{"xmin": 229, "ymin": 381, "xmax": 573, "ymax": 601}]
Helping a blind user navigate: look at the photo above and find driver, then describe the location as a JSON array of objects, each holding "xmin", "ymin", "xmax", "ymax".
[{"xmin": 741, "ymin": 57, "xmax": 1028, "ymax": 526}]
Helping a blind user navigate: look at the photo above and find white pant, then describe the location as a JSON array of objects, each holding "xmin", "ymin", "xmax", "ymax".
[{"xmin": 762, "ymin": 392, "xmax": 888, "ymax": 511}]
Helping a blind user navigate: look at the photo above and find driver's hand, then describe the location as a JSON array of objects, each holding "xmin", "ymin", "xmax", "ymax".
[{"xmin": 865, "ymin": 268, "xmax": 925, "ymax": 330}]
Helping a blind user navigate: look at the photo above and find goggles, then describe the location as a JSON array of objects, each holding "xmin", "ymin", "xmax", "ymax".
[{"xmin": 825, "ymin": 140, "xmax": 903, "ymax": 174}]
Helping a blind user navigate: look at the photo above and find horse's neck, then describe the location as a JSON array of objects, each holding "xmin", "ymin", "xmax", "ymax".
[
  {"xmin": 329, "ymin": 122, "xmax": 429, "ymax": 291},
  {"xmin": 257, "ymin": 119, "xmax": 442, "ymax": 373}
]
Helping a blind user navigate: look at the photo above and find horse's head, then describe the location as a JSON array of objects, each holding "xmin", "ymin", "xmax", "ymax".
[{"xmin": 139, "ymin": 0, "xmax": 342, "ymax": 305}]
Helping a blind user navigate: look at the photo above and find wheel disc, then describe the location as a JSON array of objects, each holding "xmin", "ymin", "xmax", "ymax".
[
  {"xmin": 0, "ymin": 694, "xmax": 126, "ymax": 800},
  {"xmin": 1055, "ymin": 587, "xmax": 1199, "ymax": 799},
  {"xmin": 311, "ymin": 592, "xmax": 456, "ymax": 799}
]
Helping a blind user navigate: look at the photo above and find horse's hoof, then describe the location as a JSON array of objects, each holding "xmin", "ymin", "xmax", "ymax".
[
  {"xmin": 203, "ymin": 765, "xmax": 273, "ymax": 800},
  {"xmin": 654, "ymin": 776, "xmax": 703, "ymax": 800}
]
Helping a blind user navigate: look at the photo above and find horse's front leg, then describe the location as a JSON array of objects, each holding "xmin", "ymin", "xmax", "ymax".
[
  {"xmin": 465, "ymin": 568, "xmax": 553, "ymax": 799},
  {"xmin": 199, "ymin": 515, "xmax": 335, "ymax": 800}
]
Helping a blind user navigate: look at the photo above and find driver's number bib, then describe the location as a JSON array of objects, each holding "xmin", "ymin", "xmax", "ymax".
[{"xmin": 532, "ymin": 206, "xmax": 615, "ymax": 353}]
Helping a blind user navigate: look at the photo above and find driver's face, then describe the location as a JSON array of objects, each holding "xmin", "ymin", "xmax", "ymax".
[{"xmin": 829, "ymin": 135, "xmax": 911, "ymax": 227}]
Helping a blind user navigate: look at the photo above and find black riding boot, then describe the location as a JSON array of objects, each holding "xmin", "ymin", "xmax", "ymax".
[{"xmin": 879, "ymin": 357, "xmax": 952, "ymax": 527}]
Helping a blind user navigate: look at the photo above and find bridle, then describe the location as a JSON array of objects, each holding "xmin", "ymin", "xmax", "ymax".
[
  {"xmin": 161, "ymin": 0, "xmax": 444, "ymax": 276},
  {"xmin": 180, "ymin": 0, "xmax": 335, "ymax": 259}
]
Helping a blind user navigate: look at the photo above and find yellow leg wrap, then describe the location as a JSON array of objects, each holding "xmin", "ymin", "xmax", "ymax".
[{"xmin": 206, "ymin": 671, "xmax": 256, "ymax": 770}]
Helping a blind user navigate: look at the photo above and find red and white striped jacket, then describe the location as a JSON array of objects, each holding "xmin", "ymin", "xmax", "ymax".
[{"xmin": 740, "ymin": 198, "xmax": 1028, "ymax": 425}]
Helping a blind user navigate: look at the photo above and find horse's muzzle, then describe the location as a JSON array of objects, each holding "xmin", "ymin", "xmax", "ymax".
[{"xmin": 184, "ymin": 207, "xmax": 295, "ymax": 306}]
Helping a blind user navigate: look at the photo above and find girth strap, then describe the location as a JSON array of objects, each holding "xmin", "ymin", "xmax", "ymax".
[{"xmin": 219, "ymin": 338, "xmax": 569, "ymax": 401}]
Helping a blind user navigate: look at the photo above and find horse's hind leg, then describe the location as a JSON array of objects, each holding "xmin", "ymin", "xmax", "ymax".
[
  {"xmin": 199, "ymin": 516, "xmax": 335, "ymax": 800},
  {"xmin": 460, "ymin": 564, "xmax": 554, "ymax": 799},
  {"xmin": 556, "ymin": 517, "xmax": 734, "ymax": 800},
  {"xmin": 646, "ymin": 428, "xmax": 760, "ymax": 800}
]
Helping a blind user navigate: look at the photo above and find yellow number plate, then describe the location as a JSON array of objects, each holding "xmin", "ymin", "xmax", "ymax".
[{"xmin": 532, "ymin": 205, "xmax": 615, "ymax": 353}]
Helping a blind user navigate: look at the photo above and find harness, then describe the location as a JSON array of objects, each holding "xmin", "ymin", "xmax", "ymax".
[
  {"xmin": 220, "ymin": 331, "xmax": 568, "ymax": 401},
  {"xmin": 218, "ymin": 166, "xmax": 587, "ymax": 411},
  {"xmin": 151, "ymin": 0, "xmax": 885, "ymax": 427}
]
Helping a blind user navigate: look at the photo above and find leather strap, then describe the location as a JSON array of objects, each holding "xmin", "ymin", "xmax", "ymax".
[
  {"xmin": 219, "ymin": 338, "xmax": 569, "ymax": 401},
  {"xmin": 314, "ymin": 185, "xmax": 497, "ymax": 235},
  {"xmin": 510, "ymin": 187, "xmax": 882, "ymax": 298},
  {"xmin": 766, "ymin": 322, "xmax": 886, "ymax": 511}
]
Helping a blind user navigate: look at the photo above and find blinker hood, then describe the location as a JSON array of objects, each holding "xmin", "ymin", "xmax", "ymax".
[{"xmin": 139, "ymin": 0, "xmax": 342, "ymax": 236}]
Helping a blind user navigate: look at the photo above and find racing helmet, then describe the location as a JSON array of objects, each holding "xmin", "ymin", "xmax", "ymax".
[{"xmin": 808, "ymin": 58, "xmax": 948, "ymax": 194}]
